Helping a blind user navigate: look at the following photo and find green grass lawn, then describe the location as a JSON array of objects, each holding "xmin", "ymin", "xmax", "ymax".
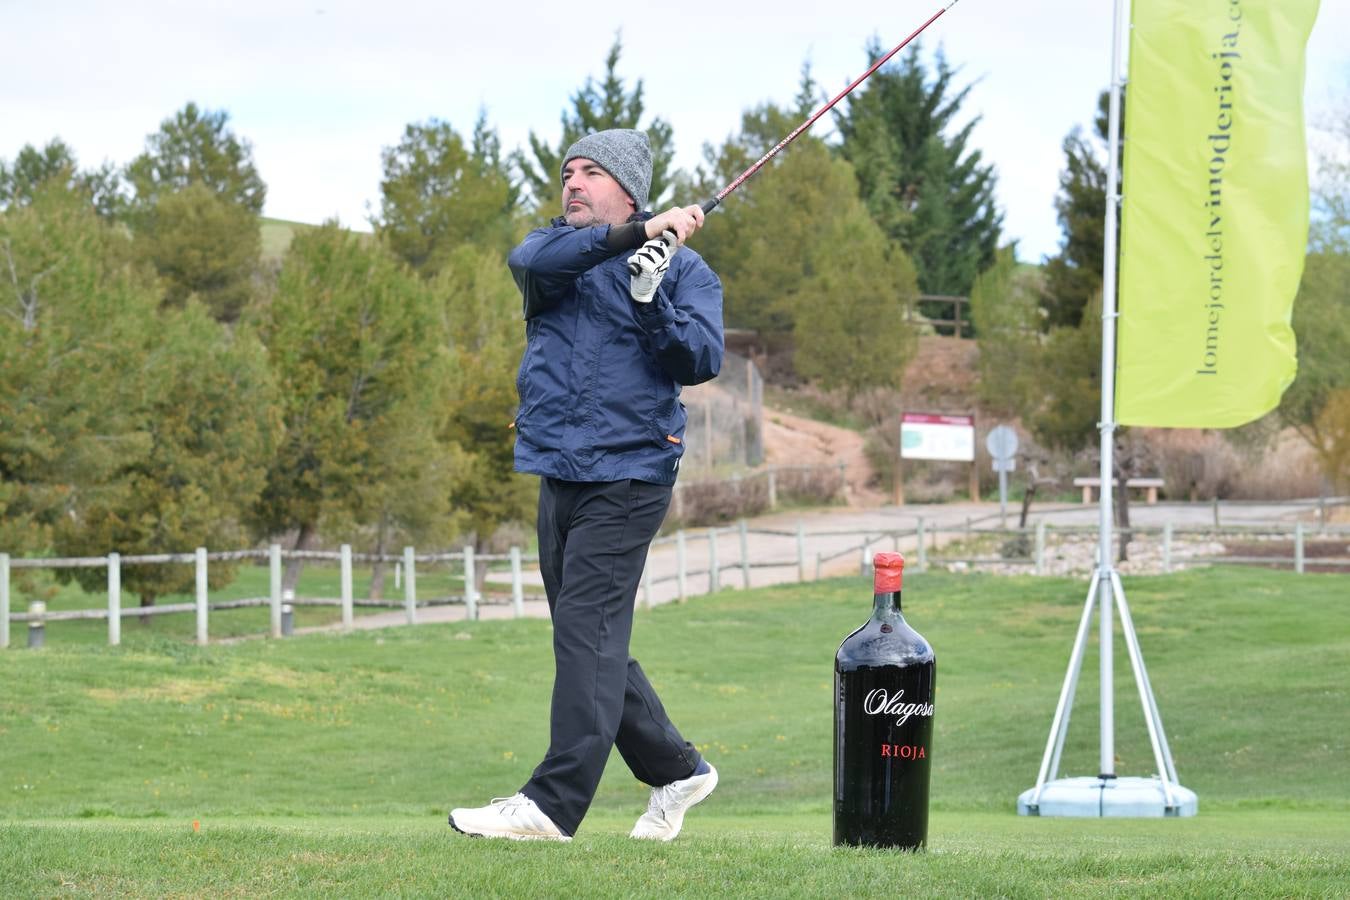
[{"xmin": 2, "ymin": 568, "xmax": 1347, "ymax": 896}]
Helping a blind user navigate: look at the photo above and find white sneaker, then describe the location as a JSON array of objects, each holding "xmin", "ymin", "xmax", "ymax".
[
  {"xmin": 630, "ymin": 764, "xmax": 718, "ymax": 841},
  {"xmin": 450, "ymin": 793, "xmax": 570, "ymax": 841}
]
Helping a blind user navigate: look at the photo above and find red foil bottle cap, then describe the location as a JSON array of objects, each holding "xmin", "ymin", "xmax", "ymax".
[{"xmin": 873, "ymin": 551, "xmax": 905, "ymax": 592}]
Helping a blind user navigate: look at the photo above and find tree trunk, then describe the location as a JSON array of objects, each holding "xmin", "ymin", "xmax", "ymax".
[
  {"xmin": 137, "ymin": 592, "xmax": 157, "ymax": 625},
  {"xmin": 284, "ymin": 521, "xmax": 317, "ymax": 594},
  {"xmin": 369, "ymin": 514, "xmax": 390, "ymax": 600},
  {"xmin": 1015, "ymin": 461, "xmax": 1036, "ymax": 531}
]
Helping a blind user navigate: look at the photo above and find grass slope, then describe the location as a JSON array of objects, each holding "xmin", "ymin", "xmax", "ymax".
[{"xmin": 2, "ymin": 568, "xmax": 1347, "ymax": 896}]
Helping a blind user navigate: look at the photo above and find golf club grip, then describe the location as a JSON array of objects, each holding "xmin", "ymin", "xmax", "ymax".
[{"xmin": 625, "ymin": 199, "xmax": 720, "ymax": 275}]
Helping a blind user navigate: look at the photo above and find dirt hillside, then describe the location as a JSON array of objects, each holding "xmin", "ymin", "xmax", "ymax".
[{"xmin": 760, "ymin": 336, "xmax": 980, "ymax": 507}]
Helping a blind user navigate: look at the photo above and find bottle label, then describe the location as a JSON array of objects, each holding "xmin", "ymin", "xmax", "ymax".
[{"xmin": 863, "ymin": 687, "xmax": 935, "ymax": 726}]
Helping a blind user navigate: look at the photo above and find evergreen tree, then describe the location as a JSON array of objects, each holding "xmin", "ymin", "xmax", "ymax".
[
  {"xmin": 970, "ymin": 245, "xmax": 1043, "ymax": 418},
  {"xmin": 248, "ymin": 223, "xmax": 457, "ymax": 591},
  {"xmin": 0, "ymin": 182, "xmax": 146, "ymax": 559},
  {"xmin": 133, "ymin": 182, "xmax": 261, "ymax": 321},
  {"xmin": 52, "ymin": 300, "xmax": 279, "ymax": 608},
  {"xmin": 1, "ymin": 181, "xmax": 276, "ymax": 606},
  {"xmin": 517, "ymin": 37, "xmax": 675, "ymax": 213},
  {"xmin": 432, "ymin": 244, "xmax": 534, "ymax": 589},
  {"xmin": 793, "ymin": 203, "xmax": 918, "ymax": 397},
  {"xmin": 0, "ymin": 139, "xmax": 123, "ymax": 218},
  {"xmin": 1040, "ymin": 91, "xmax": 1118, "ymax": 329},
  {"xmin": 126, "ymin": 103, "xmax": 265, "ymax": 320},
  {"xmin": 693, "ymin": 91, "xmax": 919, "ymax": 385},
  {"xmin": 834, "ymin": 42, "xmax": 1002, "ymax": 298},
  {"xmin": 375, "ymin": 114, "xmax": 519, "ymax": 275},
  {"xmin": 126, "ymin": 102, "xmax": 266, "ymax": 214}
]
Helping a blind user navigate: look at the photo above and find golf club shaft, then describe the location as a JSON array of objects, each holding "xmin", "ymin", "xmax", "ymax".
[
  {"xmin": 628, "ymin": 0, "xmax": 960, "ymax": 276},
  {"xmin": 702, "ymin": 0, "xmax": 962, "ymax": 213}
]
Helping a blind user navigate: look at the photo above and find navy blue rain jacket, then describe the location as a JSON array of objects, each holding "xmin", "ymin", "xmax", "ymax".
[{"xmin": 509, "ymin": 219, "xmax": 724, "ymax": 485}]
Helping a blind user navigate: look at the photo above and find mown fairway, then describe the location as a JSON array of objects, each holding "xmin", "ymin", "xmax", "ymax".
[{"xmin": 2, "ymin": 568, "xmax": 1347, "ymax": 896}]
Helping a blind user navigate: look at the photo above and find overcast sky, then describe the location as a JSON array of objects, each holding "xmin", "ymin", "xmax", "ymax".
[{"xmin": 4, "ymin": 0, "xmax": 1347, "ymax": 261}]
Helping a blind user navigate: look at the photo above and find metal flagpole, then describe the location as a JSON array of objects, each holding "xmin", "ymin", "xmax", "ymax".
[{"xmin": 1018, "ymin": 0, "xmax": 1196, "ymax": 817}]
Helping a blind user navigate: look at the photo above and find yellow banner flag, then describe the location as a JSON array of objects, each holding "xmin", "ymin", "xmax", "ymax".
[{"xmin": 1116, "ymin": 0, "xmax": 1320, "ymax": 428}]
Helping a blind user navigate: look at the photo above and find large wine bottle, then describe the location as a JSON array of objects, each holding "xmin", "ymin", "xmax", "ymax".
[{"xmin": 834, "ymin": 551, "xmax": 936, "ymax": 849}]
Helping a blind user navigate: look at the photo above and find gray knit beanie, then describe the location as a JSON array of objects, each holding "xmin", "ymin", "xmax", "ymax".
[{"xmin": 561, "ymin": 129, "xmax": 652, "ymax": 211}]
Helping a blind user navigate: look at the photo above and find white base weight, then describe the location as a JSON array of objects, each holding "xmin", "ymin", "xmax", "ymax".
[{"xmin": 1018, "ymin": 776, "xmax": 1198, "ymax": 818}]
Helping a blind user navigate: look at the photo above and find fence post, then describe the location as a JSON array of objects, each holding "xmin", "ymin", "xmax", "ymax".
[
  {"xmin": 108, "ymin": 552, "xmax": 121, "ymax": 647},
  {"xmin": 796, "ymin": 520, "xmax": 806, "ymax": 582},
  {"xmin": 862, "ymin": 544, "xmax": 873, "ymax": 578},
  {"xmin": 395, "ymin": 561, "xmax": 401, "ymax": 590},
  {"xmin": 1034, "ymin": 522, "xmax": 1046, "ymax": 576},
  {"xmin": 1162, "ymin": 522, "xmax": 1173, "ymax": 574},
  {"xmin": 707, "ymin": 528, "xmax": 719, "ymax": 594},
  {"xmin": 340, "ymin": 544, "xmax": 353, "ymax": 632},
  {"xmin": 1, "ymin": 552, "xmax": 10, "ymax": 650},
  {"xmin": 768, "ymin": 469, "xmax": 778, "ymax": 509},
  {"xmin": 27, "ymin": 600, "xmax": 44, "ymax": 649},
  {"xmin": 1213, "ymin": 497, "xmax": 1220, "ymax": 527},
  {"xmin": 510, "ymin": 547, "xmax": 524, "ymax": 618},
  {"xmin": 270, "ymin": 544, "xmax": 283, "ymax": 638},
  {"xmin": 404, "ymin": 546, "xmax": 417, "ymax": 625},
  {"xmin": 282, "ymin": 589, "xmax": 294, "ymax": 636},
  {"xmin": 1294, "ymin": 522, "xmax": 1305, "ymax": 575},
  {"xmin": 195, "ymin": 547, "xmax": 208, "ymax": 646},
  {"xmin": 1318, "ymin": 495, "xmax": 1327, "ymax": 531},
  {"xmin": 464, "ymin": 546, "xmax": 477, "ymax": 620},
  {"xmin": 739, "ymin": 519, "xmax": 751, "ymax": 591},
  {"xmin": 917, "ymin": 517, "xmax": 927, "ymax": 573},
  {"xmin": 676, "ymin": 530, "xmax": 688, "ymax": 602},
  {"xmin": 672, "ymin": 484, "xmax": 684, "ymax": 521}
]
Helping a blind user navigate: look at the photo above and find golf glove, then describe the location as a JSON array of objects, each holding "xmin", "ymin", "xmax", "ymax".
[{"xmin": 628, "ymin": 230, "xmax": 678, "ymax": 303}]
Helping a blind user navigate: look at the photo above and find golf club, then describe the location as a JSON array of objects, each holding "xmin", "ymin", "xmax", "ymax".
[{"xmin": 630, "ymin": 0, "xmax": 963, "ymax": 275}]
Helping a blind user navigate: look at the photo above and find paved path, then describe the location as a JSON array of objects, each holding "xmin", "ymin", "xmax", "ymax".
[{"xmin": 297, "ymin": 498, "xmax": 1331, "ymax": 636}]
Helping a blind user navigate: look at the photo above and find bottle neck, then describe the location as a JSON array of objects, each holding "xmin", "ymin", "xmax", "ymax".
[{"xmin": 873, "ymin": 590, "xmax": 902, "ymax": 619}]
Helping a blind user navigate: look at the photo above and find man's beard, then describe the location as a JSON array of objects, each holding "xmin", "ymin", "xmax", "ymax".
[{"xmin": 564, "ymin": 202, "xmax": 598, "ymax": 228}]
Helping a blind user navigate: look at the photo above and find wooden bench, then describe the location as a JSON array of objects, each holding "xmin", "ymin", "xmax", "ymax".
[{"xmin": 1072, "ymin": 477, "xmax": 1165, "ymax": 504}]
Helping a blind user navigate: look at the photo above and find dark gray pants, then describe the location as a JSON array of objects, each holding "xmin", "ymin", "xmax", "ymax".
[{"xmin": 520, "ymin": 477, "xmax": 701, "ymax": 836}]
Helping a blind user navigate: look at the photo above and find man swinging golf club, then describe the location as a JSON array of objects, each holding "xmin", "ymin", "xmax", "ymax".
[{"xmin": 450, "ymin": 129, "xmax": 724, "ymax": 842}]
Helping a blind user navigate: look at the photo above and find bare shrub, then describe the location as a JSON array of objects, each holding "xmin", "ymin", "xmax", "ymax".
[
  {"xmin": 667, "ymin": 473, "xmax": 771, "ymax": 529},
  {"xmin": 1140, "ymin": 427, "xmax": 1323, "ymax": 500},
  {"xmin": 775, "ymin": 465, "xmax": 846, "ymax": 505}
]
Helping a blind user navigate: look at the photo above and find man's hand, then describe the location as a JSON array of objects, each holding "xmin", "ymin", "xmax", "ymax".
[
  {"xmin": 644, "ymin": 205, "xmax": 705, "ymax": 245},
  {"xmin": 628, "ymin": 230, "xmax": 678, "ymax": 303}
]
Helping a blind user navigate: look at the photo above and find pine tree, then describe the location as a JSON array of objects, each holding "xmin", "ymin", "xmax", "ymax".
[
  {"xmin": 0, "ymin": 139, "xmax": 123, "ymax": 218},
  {"xmin": 248, "ymin": 224, "xmax": 457, "ymax": 590},
  {"xmin": 126, "ymin": 103, "xmax": 265, "ymax": 214},
  {"xmin": 1040, "ymin": 91, "xmax": 1118, "ymax": 329},
  {"xmin": 793, "ymin": 203, "xmax": 918, "ymax": 397},
  {"xmin": 517, "ymin": 37, "xmax": 676, "ymax": 213},
  {"xmin": 126, "ymin": 103, "xmax": 265, "ymax": 321},
  {"xmin": 1, "ymin": 181, "xmax": 276, "ymax": 606},
  {"xmin": 970, "ymin": 245, "xmax": 1043, "ymax": 419},
  {"xmin": 834, "ymin": 42, "xmax": 1002, "ymax": 298},
  {"xmin": 375, "ymin": 114, "xmax": 519, "ymax": 275},
  {"xmin": 432, "ymin": 244, "xmax": 534, "ymax": 591},
  {"xmin": 133, "ymin": 182, "xmax": 261, "ymax": 321}
]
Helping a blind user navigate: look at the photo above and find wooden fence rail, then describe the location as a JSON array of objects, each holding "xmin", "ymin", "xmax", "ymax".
[{"xmin": 3, "ymin": 518, "xmax": 1346, "ymax": 649}]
